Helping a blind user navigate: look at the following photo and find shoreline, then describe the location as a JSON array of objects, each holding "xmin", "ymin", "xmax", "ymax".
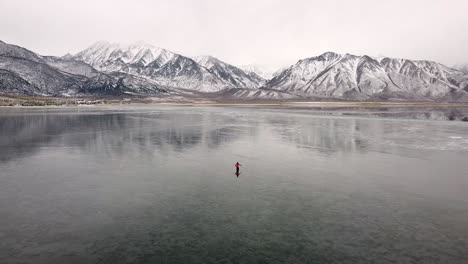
[{"xmin": 2, "ymin": 94, "xmax": 468, "ymax": 108}]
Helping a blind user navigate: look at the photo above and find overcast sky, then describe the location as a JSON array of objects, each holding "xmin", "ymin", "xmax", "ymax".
[{"xmin": 1, "ymin": 0, "xmax": 467, "ymax": 67}]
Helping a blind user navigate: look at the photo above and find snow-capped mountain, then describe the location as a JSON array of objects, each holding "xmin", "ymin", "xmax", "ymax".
[
  {"xmin": 0, "ymin": 40, "xmax": 166, "ymax": 96},
  {"xmin": 73, "ymin": 41, "xmax": 176, "ymax": 73},
  {"xmin": 194, "ymin": 56, "xmax": 264, "ymax": 89},
  {"xmin": 73, "ymin": 41, "xmax": 223, "ymax": 92},
  {"xmin": 239, "ymin": 64, "xmax": 286, "ymax": 80},
  {"xmin": 264, "ymin": 52, "xmax": 468, "ymax": 101},
  {"xmin": 73, "ymin": 42, "xmax": 263, "ymax": 92}
]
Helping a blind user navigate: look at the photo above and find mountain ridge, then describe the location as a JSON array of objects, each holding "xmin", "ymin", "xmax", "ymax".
[
  {"xmin": 72, "ymin": 42, "xmax": 262, "ymax": 92},
  {"xmin": 194, "ymin": 55, "xmax": 265, "ymax": 89},
  {"xmin": 1, "ymin": 40, "xmax": 468, "ymax": 101},
  {"xmin": 0, "ymin": 40, "xmax": 167, "ymax": 96},
  {"xmin": 264, "ymin": 52, "xmax": 468, "ymax": 101}
]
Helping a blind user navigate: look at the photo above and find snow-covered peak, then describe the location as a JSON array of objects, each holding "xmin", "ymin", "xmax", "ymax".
[
  {"xmin": 72, "ymin": 43, "xmax": 265, "ymax": 91},
  {"xmin": 265, "ymin": 51, "xmax": 468, "ymax": 100},
  {"xmin": 239, "ymin": 64, "xmax": 286, "ymax": 80},
  {"xmin": 74, "ymin": 41, "xmax": 175, "ymax": 69},
  {"xmin": 292, "ymin": 52, "xmax": 460, "ymax": 78},
  {"xmin": 299, "ymin": 52, "xmax": 343, "ymax": 64},
  {"xmin": 62, "ymin": 52, "xmax": 73, "ymax": 59},
  {"xmin": 193, "ymin": 55, "xmax": 222, "ymax": 69},
  {"xmin": 318, "ymin": 51, "xmax": 343, "ymax": 60},
  {"xmin": 85, "ymin": 40, "xmax": 161, "ymax": 51}
]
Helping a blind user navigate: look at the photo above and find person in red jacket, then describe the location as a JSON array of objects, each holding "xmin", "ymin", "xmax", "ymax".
[{"xmin": 235, "ymin": 162, "xmax": 241, "ymax": 174}]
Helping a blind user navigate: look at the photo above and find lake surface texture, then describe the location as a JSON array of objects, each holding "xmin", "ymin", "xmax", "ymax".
[{"xmin": 1, "ymin": 106, "xmax": 468, "ymax": 264}]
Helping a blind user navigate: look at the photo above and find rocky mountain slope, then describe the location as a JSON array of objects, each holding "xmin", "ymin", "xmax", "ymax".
[
  {"xmin": 263, "ymin": 52, "xmax": 468, "ymax": 101},
  {"xmin": 194, "ymin": 56, "xmax": 264, "ymax": 89},
  {"xmin": 0, "ymin": 40, "xmax": 166, "ymax": 96},
  {"xmin": 73, "ymin": 42, "xmax": 263, "ymax": 92}
]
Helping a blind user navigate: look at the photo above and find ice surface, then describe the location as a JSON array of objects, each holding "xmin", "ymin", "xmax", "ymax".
[{"xmin": 1, "ymin": 106, "xmax": 468, "ymax": 264}]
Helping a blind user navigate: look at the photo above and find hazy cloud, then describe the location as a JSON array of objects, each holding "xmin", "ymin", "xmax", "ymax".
[{"xmin": 1, "ymin": 0, "xmax": 467, "ymax": 67}]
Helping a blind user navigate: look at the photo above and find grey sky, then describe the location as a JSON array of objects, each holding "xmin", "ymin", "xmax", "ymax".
[{"xmin": 1, "ymin": 0, "xmax": 467, "ymax": 67}]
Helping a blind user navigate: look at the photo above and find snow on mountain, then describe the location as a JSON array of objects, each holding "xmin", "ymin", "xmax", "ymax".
[
  {"xmin": 62, "ymin": 53, "xmax": 73, "ymax": 59},
  {"xmin": 218, "ymin": 88, "xmax": 299, "ymax": 99},
  {"xmin": 42, "ymin": 56, "xmax": 101, "ymax": 78},
  {"xmin": 0, "ymin": 40, "xmax": 44, "ymax": 63},
  {"xmin": 239, "ymin": 64, "xmax": 286, "ymax": 80},
  {"xmin": 143, "ymin": 55, "xmax": 229, "ymax": 93},
  {"xmin": 73, "ymin": 42, "xmax": 262, "ymax": 92},
  {"xmin": 265, "ymin": 52, "xmax": 468, "ymax": 101},
  {"xmin": 74, "ymin": 41, "xmax": 175, "ymax": 69},
  {"xmin": 0, "ymin": 40, "xmax": 167, "ymax": 96},
  {"xmin": 194, "ymin": 55, "xmax": 264, "ymax": 89}
]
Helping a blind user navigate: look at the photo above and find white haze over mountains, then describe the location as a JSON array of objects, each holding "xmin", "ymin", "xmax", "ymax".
[
  {"xmin": 238, "ymin": 64, "xmax": 287, "ymax": 80},
  {"xmin": 1, "ymin": 0, "xmax": 467, "ymax": 68}
]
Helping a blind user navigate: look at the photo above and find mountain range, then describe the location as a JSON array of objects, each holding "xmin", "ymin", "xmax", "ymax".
[
  {"xmin": 73, "ymin": 41, "xmax": 264, "ymax": 92},
  {"xmin": 1, "ymin": 40, "xmax": 467, "ymax": 101},
  {"xmin": 265, "ymin": 52, "xmax": 468, "ymax": 101},
  {"xmin": 0, "ymin": 40, "xmax": 166, "ymax": 96}
]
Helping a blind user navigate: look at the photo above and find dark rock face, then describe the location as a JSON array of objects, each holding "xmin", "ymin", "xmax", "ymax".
[{"xmin": 0, "ymin": 69, "xmax": 37, "ymax": 95}]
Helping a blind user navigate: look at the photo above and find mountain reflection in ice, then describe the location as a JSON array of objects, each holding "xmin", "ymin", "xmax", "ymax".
[
  {"xmin": 1, "ymin": 106, "xmax": 468, "ymax": 164},
  {"xmin": 0, "ymin": 111, "xmax": 251, "ymax": 163}
]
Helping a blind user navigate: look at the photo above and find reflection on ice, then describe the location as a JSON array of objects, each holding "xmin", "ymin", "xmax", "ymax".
[{"xmin": 1, "ymin": 106, "xmax": 468, "ymax": 164}]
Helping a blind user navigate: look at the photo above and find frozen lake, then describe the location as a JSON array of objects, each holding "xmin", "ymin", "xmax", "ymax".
[{"xmin": 1, "ymin": 105, "xmax": 468, "ymax": 264}]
